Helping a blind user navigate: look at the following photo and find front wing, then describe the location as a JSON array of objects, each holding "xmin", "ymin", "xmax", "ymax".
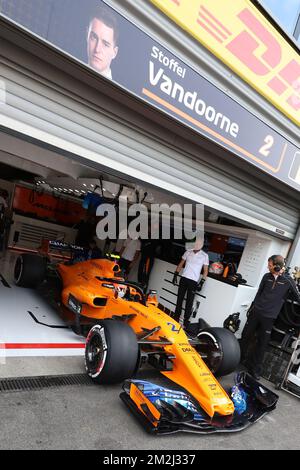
[{"xmin": 120, "ymin": 372, "xmax": 279, "ymax": 435}]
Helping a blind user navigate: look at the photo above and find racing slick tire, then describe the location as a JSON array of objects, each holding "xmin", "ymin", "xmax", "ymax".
[
  {"xmin": 85, "ymin": 320, "xmax": 139, "ymax": 384},
  {"xmin": 14, "ymin": 254, "xmax": 47, "ymax": 288},
  {"xmin": 197, "ymin": 327, "xmax": 240, "ymax": 376}
]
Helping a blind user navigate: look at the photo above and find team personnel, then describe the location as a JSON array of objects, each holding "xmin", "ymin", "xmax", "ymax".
[
  {"xmin": 119, "ymin": 236, "xmax": 141, "ymax": 277},
  {"xmin": 87, "ymin": 6, "xmax": 119, "ymax": 79},
  {"xmin": 241, "ymin": 255, "xmax": 300, "ymax": 380},
  {"xmin": 173, "ymin": 240, "xmax": 209, "ymax": 328}
]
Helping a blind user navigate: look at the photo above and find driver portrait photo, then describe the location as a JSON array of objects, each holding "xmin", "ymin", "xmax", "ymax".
[{"xmin": 86, "ymin": 5, "xmax": 119, "ymax": 80}]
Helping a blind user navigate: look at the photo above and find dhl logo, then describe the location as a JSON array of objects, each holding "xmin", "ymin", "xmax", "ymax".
[{"xmin": 151, "ymin": 0, "xmax": 300, "ymax": 126}]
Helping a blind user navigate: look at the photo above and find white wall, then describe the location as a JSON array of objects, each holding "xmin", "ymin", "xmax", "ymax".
[
  {"xmin": 8, "ymin": 214, "xmax": 77, "ymax": 249},
  {"xmin": 238, "ymin": 234, "xmax": 290, "ymax": 288}
]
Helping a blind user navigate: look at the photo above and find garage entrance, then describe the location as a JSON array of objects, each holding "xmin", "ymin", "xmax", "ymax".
[
  {"xmin": 0, "ymin": 133, "xmax": 200, "ymax": 361},
  {"xmin": 0, "ymin": 127, "xmax": 293, "ymax": 366}
]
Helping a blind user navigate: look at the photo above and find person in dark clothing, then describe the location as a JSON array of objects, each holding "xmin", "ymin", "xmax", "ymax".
[
  {"xmin": 75, "ymin": 216, "xmax": 95, "ymax": 248},
  {"xmin": 85, "ymin": 240, "xmax": 103, "ymax": 260},
  {"xmin": 241, "ymin": 255, "xmax": 300, "ymax": 380}
]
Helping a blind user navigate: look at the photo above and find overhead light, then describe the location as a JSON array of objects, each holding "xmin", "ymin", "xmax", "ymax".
[
  {"xmin": 91, "ymin": 184, "xmax": 95, "ymax": 188},
  {"xmin": 83, "ymin": 183, "xmax": 87, "ymax": 187}
]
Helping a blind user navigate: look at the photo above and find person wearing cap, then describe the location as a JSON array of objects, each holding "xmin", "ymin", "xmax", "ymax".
[
  {"xmin": 241, "ymin": 255, "xmax": 300, "ymax": 380},
  {"xmin": 173, "ymin": 239, "xmax": 209, "ymax": 329}
]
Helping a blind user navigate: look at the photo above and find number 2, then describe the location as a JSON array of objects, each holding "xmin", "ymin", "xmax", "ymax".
[
  {"xmin": 259, "ymin": 135, "xmax": 274, "ymax": 157},
  {"xmin": 167, "ymin": 322, "xmax": 180, "ymax": 332}
]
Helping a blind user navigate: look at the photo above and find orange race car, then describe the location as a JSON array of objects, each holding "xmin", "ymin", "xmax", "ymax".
[{"xmin": 14, "ymin": 246, "xmax": 278, "ymax": 434}]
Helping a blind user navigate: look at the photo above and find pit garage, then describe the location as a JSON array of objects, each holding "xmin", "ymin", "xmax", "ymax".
[
  {"xmin": 0, "ymin": 146, "xmax": 197, "ymax": 359},
  {"xmin": 0, "ymin": 0, "xmax": 299, "ymax": 405},
  {"xmin": 0, "ymin": 133, "xmax": 297, "ymax": 373}
]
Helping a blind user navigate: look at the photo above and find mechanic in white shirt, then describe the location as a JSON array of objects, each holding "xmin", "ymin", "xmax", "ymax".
[
  {"xmin": 173, "ymin": 239, "xmax": 209, "ymax": 328},
  {"xmin": 119, "ymin": 236, "xmax": 141, "ymax": 277}
]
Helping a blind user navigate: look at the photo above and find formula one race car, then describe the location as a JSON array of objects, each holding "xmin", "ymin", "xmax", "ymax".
[{"xmin": 14, "ymin": 248, "xmax": 278, "ymax": 433}]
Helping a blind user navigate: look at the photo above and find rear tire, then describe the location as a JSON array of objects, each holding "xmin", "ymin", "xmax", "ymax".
[
  {"xmin": 197, "ymin": 327, "xmax": 241, "ymax": 376},
  {"xmin": 85, "ymin": 320, "xmax": 139, "ymax": 384},
  {"xmin": 14, "ymin": 254, "xmax": 47, "ymax": 288}
]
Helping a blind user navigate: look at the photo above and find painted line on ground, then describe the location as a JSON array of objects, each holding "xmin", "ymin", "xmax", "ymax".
[
  {"xmin": 28, "ymin": 311, "xmax": 69, "ymax": 329},
  {"xmin": 1, "ymin": 343, "xmax": 85, "ymax": 349}
]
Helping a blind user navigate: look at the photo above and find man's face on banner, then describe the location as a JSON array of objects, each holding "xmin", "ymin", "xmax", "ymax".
[{"xmin": 87, "ymin": 18, "xmax": 118, "ymax": 75}]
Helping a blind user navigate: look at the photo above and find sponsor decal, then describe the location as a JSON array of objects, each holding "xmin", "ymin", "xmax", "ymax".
[
  {"xmin": 151, "ymin": 0, "xmax": 300, "ymax": 127},
  {"xmin": 68, "ymin": 294, "xmax": 82, "ymax": 315},
  {"xmin": 181, "ymin": 347, "xmax": 194, "ymax": 353}
]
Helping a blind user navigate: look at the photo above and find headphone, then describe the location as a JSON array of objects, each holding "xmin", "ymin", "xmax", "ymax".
[{"xmin": 269, "ymin": 255, "xmax": 286, "ymax": 273}]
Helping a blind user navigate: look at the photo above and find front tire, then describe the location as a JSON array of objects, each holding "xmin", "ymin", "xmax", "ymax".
[
  {"xmin": 85, "ymin": 320, "xmax": 139, "ymax": 384},
  {"xmin": 197, "ymin": 327, "xmax": 241, "ymax": 376}
]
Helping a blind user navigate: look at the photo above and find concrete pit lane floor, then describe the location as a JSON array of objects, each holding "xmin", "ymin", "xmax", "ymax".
[{"xmin": 0, "ymin": 368, "xmax": 299, "ymax": 450}]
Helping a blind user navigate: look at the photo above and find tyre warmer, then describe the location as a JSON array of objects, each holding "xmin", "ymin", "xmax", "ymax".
[{"xmin": 120, "ymin": 372, "xmax": 279, "ymax": 435}]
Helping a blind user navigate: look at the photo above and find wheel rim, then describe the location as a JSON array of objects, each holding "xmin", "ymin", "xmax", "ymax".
[
  {"xmin": 197, "ymin": 332, "xmax": 223, "ymax": 374},
  {"xmin": 86, "ymin": 332, "xmax": 106, "ymax": 377}
]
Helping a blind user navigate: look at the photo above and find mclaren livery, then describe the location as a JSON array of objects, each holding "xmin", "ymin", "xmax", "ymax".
[{"xmin": 14, "ymin": 246, "xmax": 278, "ymax": 434}]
